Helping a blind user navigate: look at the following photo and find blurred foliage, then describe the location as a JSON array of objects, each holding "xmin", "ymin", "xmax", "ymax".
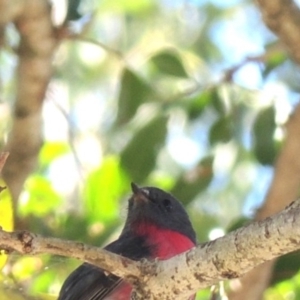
[
  {"xmin": 150, "ymin": 50, "xmax": 189, "ymax": 78},
  {"xmin": 0, "ymin": 0, "xmax": 299, "ymax": 299},
  {"xmin": 84, "ymin": 155, "xmax": 129, "ymax": 222},
  {"xmin": 253, "ymin": 106, "xmax": 277, "ymax": 165},
  {"xmin": 120, "ymin": 115, "xmax": 168, "ymax": 182},
  {"xmin": 0, "ymin": 181, "xmax": 13, "ymax": 269},
  {"xmin": 117, "ymin": 68, "xmax": 155, "ymax": 124}
]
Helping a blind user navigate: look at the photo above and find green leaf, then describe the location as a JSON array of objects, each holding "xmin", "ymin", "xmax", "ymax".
[
  {"xmin": 271, "ymin": 251, "xmax": 300, "ymax": 285},
  {"xmin": 30, "ymin": 268, "xmax": 59, "ymax": 294},
  {"xmin": 187, "ymin": 87, "xmax": 225, "ymax": 119},
  {"xmin": 117, "ymin": 68, "xmax": 154, "ymax": 124},
  {"xmin": 209, "ymin": 116, "xmax": 233, "ymax": 145},
  {"xmin": 19, "ymin": 175, "xmax": 62, "ymax": 217},
  {"xmin": 253, "ymin": 106, "xmax": 277, "ymax": 165},
  {"xmin": 151, "ymin": 50, "xmax": 188, "ymax": 78},
  {"xmin": 210, "ymin": 87, "xmax": 226, "ymax": 115},
  {"xmin": 189, "ymin": 211, "xmax": 219, "ymax": 243},
  {"xmin": 263, "ymin": 52, "xmax": 287, "ymax": 78},
  {"xmin": 101, "ymin": 0, "xmax": 155, "ymax": 14},
  {"xmin": 187, "ymin": 89, "xmax": 213, "ymax": 120},
  {"xmin": 83, "ymin": 156, "xmax": 129, "ymax": 223},
  {"xmin": 120, "ymin": 115, "xmax": 168, "ymax": 182},
  {"xmin": 195, "ymin": 288, "xmax": 213, "ymax": 300},
  {"xmin": 39, "ymin": 142, "xmax": 70, "ymax": 167},
  {"xmin": 226, "ymin": 217, "xmax": 251, "ymax": 233},
  {"xmin": 171, "ymin": 156, "xmax": 214, "ymax": 205},
  {"xmin": 148, "ymin": 173, "xmax": 175, "ymax": 191},
  {"xmin": 66, "ymin": 0, "xmax": 82, "ymax": 21},
  {"xmin": 11, "ymin": 256, "xmax": 44, "ymax": 281}
]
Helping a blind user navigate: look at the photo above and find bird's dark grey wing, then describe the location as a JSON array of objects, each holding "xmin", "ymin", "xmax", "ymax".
[
  {"xmin": 58, "ymin": 233, "xmax": 152, "ymax": 300},
  {"xmin": 58, "ymin": 263, "xmax": 122, "ymax": 300}
]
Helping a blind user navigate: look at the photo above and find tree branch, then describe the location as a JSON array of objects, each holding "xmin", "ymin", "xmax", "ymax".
[
  {"xmin": 0, "ymin": 152, "xmax": 9, "ymax": 193},
  {"xmin": 1, "ymin": 199, "xmax": 300, "ymax": 299},
  {"xmin": 229, "ymin": 1, "xmax": 300, "ymax": 298},
  {"xmin": 0, "ymin": 0, "xmax": 57, "ymax": 219},
  {"xmin": 256, "ymin": 0, "xmax": 300, "ymax": 64},
  {"xmin": 0, "ymin": 152, "xmax": 9, "ymax": 174},
  {"xmin": 0, "ymin": 230, "xmax": 140, "ymax": 280}
]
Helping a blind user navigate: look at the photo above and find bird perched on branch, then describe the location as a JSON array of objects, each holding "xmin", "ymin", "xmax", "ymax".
[{"xmin": 58, "ymin": 183, "xmax": 196, "ymax": 300}]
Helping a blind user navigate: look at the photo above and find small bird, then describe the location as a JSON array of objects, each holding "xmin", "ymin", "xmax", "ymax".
[{"xmin": 58, "ymin": 183, "xmax": 196, "ymax": 300}]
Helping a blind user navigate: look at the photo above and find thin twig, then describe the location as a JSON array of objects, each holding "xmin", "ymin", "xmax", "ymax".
[
  {"xmin": 67, "ymin": 33, "xmax": 124, "ymax": 60},
  {"xmin": 0, "ymin": 152, "xmax": 9, "ymax": 174}
]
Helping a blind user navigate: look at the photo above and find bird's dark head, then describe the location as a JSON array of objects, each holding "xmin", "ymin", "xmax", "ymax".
[{"xmin": 124, "ymin": 183, "xmax": 196, "ymax": 244}]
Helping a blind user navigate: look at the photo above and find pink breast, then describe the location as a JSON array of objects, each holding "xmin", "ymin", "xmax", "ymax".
[
  {"xmin": 106, "ymin": 222, "xmax": 196, "ymax": 299},
  {"xmin": 133, "ymin": 222, "xmax": 195, "ymax": 259}
]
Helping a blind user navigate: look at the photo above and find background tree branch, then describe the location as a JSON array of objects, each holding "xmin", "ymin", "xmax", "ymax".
[
  {"xmin": 0, "ymin": 0, "xmax": 57, "ymax": 223},
  {"xmin": 257, "ymin": 0, "xmax": 300, "ymax": 64},
  {"xmin": 229, "ymin": 1, "xmax": 300, "ymax": 299}
]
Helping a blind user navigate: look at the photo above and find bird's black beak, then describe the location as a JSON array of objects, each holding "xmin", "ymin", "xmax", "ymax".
[{"xmin": 131, "ymin": 182, "xmax": 149, "ymax": 203}]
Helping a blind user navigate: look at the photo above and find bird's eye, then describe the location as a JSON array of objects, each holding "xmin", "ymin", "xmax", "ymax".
[{"xmin": 163, "ymin": 198, "xmax": 172, "ymax": 211}]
